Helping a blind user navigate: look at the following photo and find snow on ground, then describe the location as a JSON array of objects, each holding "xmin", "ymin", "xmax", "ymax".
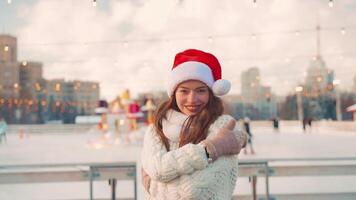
[{"xmin": 0, "ymin": 124, "xmax": 356, "ymax": 199}]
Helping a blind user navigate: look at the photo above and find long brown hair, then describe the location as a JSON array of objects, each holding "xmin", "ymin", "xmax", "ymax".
[{"xmin": 153, "ymin": 88, "xmax": 224, "ymax": 151}]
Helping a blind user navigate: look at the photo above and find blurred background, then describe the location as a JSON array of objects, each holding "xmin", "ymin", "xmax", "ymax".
[
  {"xmin": 1, "ymin": 0, "xmax": 356, "ymax": 199},
  {"xmin": 0, "ymin": 0, "xmax": 355, "ymax": 124}
]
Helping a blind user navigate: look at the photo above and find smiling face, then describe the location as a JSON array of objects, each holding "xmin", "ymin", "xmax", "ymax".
[{"xmin": 175, "ymin": 80, "xmax": 210, "ymax": 116}]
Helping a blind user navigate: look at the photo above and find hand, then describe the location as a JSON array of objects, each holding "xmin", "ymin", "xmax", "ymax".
[
  {"xmin": 141, "ymin": 168, "xmax": 151, "ymax": 193},
  {"xmin": 202, "ymin": 119, "xmax": 243, "ymax": 161}
]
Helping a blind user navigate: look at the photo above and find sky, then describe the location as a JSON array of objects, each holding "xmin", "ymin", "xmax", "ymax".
[{"xmin": 1, "ymin": 0, "xmax": 355, "ymax": 100}]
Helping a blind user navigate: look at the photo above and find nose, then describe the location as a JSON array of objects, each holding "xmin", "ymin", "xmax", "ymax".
[{"xmin": 187, "ymin": 91, "xmax": 198, "ymax": 103}]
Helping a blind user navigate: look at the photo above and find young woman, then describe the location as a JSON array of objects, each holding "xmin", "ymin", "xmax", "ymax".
[{"xmin": 141, "ymin": 49, "xmax": 247, "ymax": 199}]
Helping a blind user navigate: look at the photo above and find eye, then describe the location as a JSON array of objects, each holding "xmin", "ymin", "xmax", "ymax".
[
  {"xmin": 197, "ymin": 88, "xmax": 208, "ymax": 93},
  {"xmin": 178, "ymin": 89, "xmax": 189, "ymax": 94}
]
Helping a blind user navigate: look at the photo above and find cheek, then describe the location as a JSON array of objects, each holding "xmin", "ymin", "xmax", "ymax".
[
  {"xmin": 175, "ymin": 94, "xmax": 185, "ymax": 108},
  {"xmin": 200, "ymin": 94, "xmax": 210, "ymax": 105}
]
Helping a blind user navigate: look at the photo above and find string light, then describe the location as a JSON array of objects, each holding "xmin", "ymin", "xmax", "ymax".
[
  {"xmin": 208, "ymin": 36, "xmax": 214, "ymax": 43},
  {"xmin": 328, "ymin": 0, "xmax": 334, "ymax": 8},
  {"xmin": 22, "ymin": 61, "xmax": 27, "ymax": 66},
  {"xmin": 123, "ymin": 41, "xmax": 128, "ymax": 47},
  {"xmin": 18, "ymin": 26, "xmax": 356, "ymax": 48},
  {"xmin": 251, "ymin": 33, "xmax": 257, "ymax": 40},
  {"xmin": 341, "ymin": 27, "xmax": 346, "ymax": 35},
  {"xmin": 253, "ymin": 0, "xmax": 258, "ymax": 8},
  {"xmin": 4, "ymin": 45, "xmax": 9, "ymax": 51}
]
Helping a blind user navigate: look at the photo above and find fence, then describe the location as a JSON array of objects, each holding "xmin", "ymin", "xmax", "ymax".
[
  {"xmin": 0, "ymin": 162, "xmax": 137, "ymax": 200},
  {"xmin": 235, "ymin": 157, "xmax": 356, "ymax": 200},
  {"xmin": 1, "ymin": 158, "xmax": 356, "ymax": 200}
]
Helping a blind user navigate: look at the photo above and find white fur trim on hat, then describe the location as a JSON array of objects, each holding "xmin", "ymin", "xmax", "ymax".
[
  {"xmin": 167, "ymin": 61, "xmax": 214, "ymax": 96},
  {"xmin": 212, "ymin": 79, "xmax": 231, "ymax": 96}
]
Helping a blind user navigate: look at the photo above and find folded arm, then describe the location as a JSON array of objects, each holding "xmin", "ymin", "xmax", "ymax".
[{"xmin": 141, "ymin": 126, "xmax": 208, "ymax": 183}]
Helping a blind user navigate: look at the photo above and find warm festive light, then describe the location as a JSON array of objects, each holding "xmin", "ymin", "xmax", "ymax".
[
  {"xmin": 295, "ymin": 86, "xmax": 303, "ymax": 92},
  {"xmin": 208, "ymin": 36, "xmax": 214, "ymax": 43},
  {"xmin": 123, "ymin": 41, "xmax": 129, "ymax": 47},
  {"xmin": 328, "ymin": 0, "xmax": 334, "ymax": 8},
  {"xmin": 253, "ymin": 0, "xmax": 257, "ymax": 8},
  {"xmin": 22, "ymin": 61, "xmax": 27, "ymax": 66},
  {"xmin": 333, "ymin": 79, "xmax": 340, "ymax": 86},
  {"xmin": 55, "ymin": 83, "xmax": 61, "ymax": 92},
  {"xmin": 4, "ymin": 45, "xmax": 9, "ymax": 52},
  {"xmin": 341, "ymin": 27, "xmax": 346, "ymax": 35},
  {"xmin": 35, "ymin": 83, "xmax": 41, "ymax": 91},
  {"xmin": 251, "ymin": 34, "xmax": 257, "ymax": 40}
]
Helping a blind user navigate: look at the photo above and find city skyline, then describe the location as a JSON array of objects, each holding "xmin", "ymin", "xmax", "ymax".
[{"xmin": 1, "ymin": 0, "xmax": 355, "ymax": 100}]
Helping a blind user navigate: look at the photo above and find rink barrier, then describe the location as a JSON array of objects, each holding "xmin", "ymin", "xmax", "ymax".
[
  {"xmin": 236, "ymin": 157, "xmax": 356, "ymax": 200},
  {"xmin": 6, "ymin": 124, "xmax": 94, "ymax": 134},
  {"xmin": 2, "ymin": 158, "xmax": 356, "ymax": 200},
  {"xmin": 0, "ymin": 162, "xmax": 137, "ymax": 200}
]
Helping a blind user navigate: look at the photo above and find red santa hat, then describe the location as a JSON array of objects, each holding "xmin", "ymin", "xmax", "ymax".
[{"xmin": 167, "ymin": 49, "xmax": 231, "ymax": 96}]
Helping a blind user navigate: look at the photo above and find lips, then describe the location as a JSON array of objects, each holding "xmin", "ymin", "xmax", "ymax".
[{"xmin": 185, "ymin": 105, "xmax": 201, "ymax": 113}]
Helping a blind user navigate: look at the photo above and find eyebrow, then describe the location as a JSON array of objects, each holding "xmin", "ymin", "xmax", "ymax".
[{"xmin": 178, "ymin": 86, "xmax": 208, "ymax": 90}]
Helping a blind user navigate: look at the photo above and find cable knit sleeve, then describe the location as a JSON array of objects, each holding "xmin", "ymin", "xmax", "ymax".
[
  {"xmin": 141, "ymin": 125, "xmax": 208, "ymax": 183},
  {"xmin": 180, "ymin": 115, "xmax": 241, "ymax": 199}
]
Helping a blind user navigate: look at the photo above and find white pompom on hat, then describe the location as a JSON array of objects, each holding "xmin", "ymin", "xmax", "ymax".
[{"xmin": 167, "ymin": 49, "xmax": 231, "ymax": 96}]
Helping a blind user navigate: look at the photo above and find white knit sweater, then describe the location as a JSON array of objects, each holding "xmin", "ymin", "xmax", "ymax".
[{"xmin": 141, "ymin": 110, "xmax": 245, "ymax": 200}]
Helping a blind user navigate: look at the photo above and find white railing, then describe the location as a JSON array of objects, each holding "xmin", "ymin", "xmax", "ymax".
[
  {"xmin": 236, "ymin": 157, "xmax": 356, "ymax": 200},
  {"xmin": 6, "ymin": 124, "xmax": 94, "ymax": 134},
  {"xmin": 0, "ymin": 162, "xmax": 137, "ymax": 200},
  {"xmin": 1, "ymin": 158, "xmax": 356, "ymax": 200}
]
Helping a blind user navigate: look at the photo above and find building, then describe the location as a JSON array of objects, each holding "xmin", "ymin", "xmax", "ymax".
[
  {"xmin": 66, "ymin": 80, "xmax": 100, "ymax": 115},
  {"xmin": 241, "ymin": 67, "xmax": 272, "ymax": 103},
  {"xmin": 0, "ymin": 62, "xmax": 20, "ymax": 99},
  {"xmin": 303, "ymin": 56, "xmax": 334, "ymax": 97},
  {"xmin": 0, "ymin": 34, "xmax": 100, "ymax": 123},
  {"xmin": 0, "ymin": 35, "xmax": 20, "ymax": 122},
  {"xmin": 0, "ymin": 35, "xmax": 20, "ymax": 99},
  {"xmin": 241, "ymin": 67, "xmax": 260, "ymax": 103},
  {"xmin": 303, "ymin": 25, "xmax": 335, "ymax": 97},
  {"xmin": 19, "ymin": 61, "xmax": 43, "ymax": 99},
  {"xmin": 0, "ymin": 35, "xmax": 17, "ymax": 63},
  {"xmin": 240, "ymin": 67, "xmax": 277, "ymax": 119}
]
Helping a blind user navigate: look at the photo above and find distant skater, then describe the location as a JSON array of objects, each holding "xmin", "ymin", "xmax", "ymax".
[
  {"xmin": 0, "ymin": 116, "xmax": 8, "ymax": 144},
  {"xmin": 302, "ymin": 118, "xmax": 307, "ymax": 133},
  {"xmin": 307, "ymin": 117, "xmax": 313, "ymax": 133},
  {"xmin": 272, "ymin": 117, "xmax": 279, "ymax": 133},
  {"xmin": 243, "ymin": 117, "xmax": 255, "ymax": 155}
]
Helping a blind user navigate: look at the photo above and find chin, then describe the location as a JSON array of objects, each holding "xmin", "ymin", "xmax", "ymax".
[{"xmin": 183, "ymin": 110, "xmax": 199, "ymax": 116}]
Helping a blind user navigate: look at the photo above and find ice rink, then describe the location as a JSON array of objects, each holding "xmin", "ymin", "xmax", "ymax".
[{"xmin": 1, "ymin": 122, "xmax": 356, "ymax": 199}]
